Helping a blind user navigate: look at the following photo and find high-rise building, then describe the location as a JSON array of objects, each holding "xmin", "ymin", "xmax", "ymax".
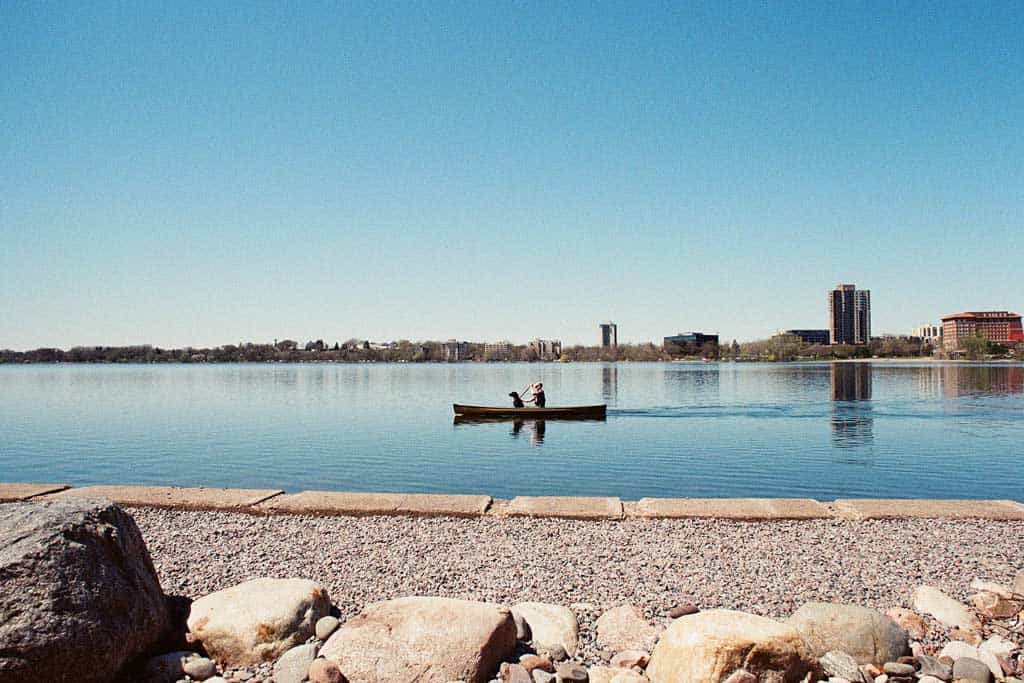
[
  {"xmin": 941, "ymin": 311, "xmax": 1024, "ymax": 351},
  {"xmin": 529, "ymin": 338, "xmax": 562, "ymax": 360},
  {"xmin": 599, "ymin": 322, "xmax": 618, "ymax": 348},
  {"xmin": 829, "ymin": 284, "xmax": 871, "ymax": 345}
]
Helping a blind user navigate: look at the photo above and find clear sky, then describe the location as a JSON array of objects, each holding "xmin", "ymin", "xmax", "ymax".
[{"xmin": 2, "ymin": 2, "xmax": 1022, "ymax": 349}]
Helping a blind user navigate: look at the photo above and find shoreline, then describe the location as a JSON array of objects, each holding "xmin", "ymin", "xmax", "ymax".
[{"xmin": 4, "ymin": 482, "xmax": 1024, "ymax": 520}]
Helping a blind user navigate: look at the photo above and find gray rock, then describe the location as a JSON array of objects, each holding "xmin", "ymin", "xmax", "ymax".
[
  {"xmin": 1014, "ymin": 573, "xmax": 1024, "ymax": 595},
  {"xmin": 881, "ymin": 662, "xmax": 914, "ymax": 676},
  {"xmin": 183, "ymin": 655, "xmax": 218, "ymax": 680},
  {"xmin": 501, "ymin": 662, "xmax": 533, "ymax": 683},
  {"xmin": 512, "ymin": 603, "xmax": 579, "ymax": 657},
  {"xmin": 555, "ymin": 662, "xmax": 588, "ymax": 682},
  {"xmin": 205, "ymin": 678, "xmax": 229, "ymax": 683},
  {"xmin": 273, "ymin": 643, "xmax": 319, "ymax": 683},
  {"xmin": 513, "ymin": 610, "xmax": 533, "ymax": 642},
  {"xmin": 533, "ymin": 670, "xmax": 557, "ymax": 683},
  {"xmin": 916, "ymin": 654, "xmax": 952, "ymax": 681},
  {"xmin": 140, "ymin": 650, "xmax": 196, "ymax": 682},
  {"xmin": 820, "ymin": 651, "xmax": 865, "ymax": 681},
  {"xmin": 952, "ymin": 656, "xmax": 993, "ymax": 683},
  {"xmin": 918, "ymin": 677, "xmax": 945, "ymax": 683},
  {"xmin": 540, "ymin": 644, "xmax": 569, "ymax": 663},
  {"xmin": 0, "ymin": 498, "xmax": 170, "ymax": 683},
  {"xmin": 315, "ymin": 615, "xmax": 340, "ymax": 641},
  {"xmin": 788, "ymin": 602, "xmax": 909, "ymax": 665}
]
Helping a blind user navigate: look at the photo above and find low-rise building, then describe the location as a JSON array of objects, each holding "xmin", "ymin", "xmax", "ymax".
[
  {"xmin": 529, "ymin": 338, "xmax": 562, "ymax": 360},
  {"xmin": 784, "ymin": 329, "xmax": 830, "ymax": 345},
  {"xmin": 941, "ymin": 311, "xmax": 1024, "ymax": 351},
  {"xmin": 483, "ymin": 341, "xmax": 513, "ymax": 360},
  {"xmin": 664, "ymin": 332, "xmax": 719, "ymax": 355},
  {"xmin": 911, "ymin": 324, "xmax": 942, "ymax": 343},
  {"xmin": 442, "ymin": 339, "xmax": 470, "ymax": 361}
]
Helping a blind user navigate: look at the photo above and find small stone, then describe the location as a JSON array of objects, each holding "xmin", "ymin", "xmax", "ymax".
[
  {"xmin": 862, "ymin": 664, "xmax": 883, "ymax": 677},
  {"xmin": 206, "ymin": 678, "xmax": 229, "ymax": 683},
  {"xmin": 882, "ymin": 662, "xmax": 915, "ymax": 676},
  {"xmin": 666, "ymin": 603, "xmax": 698, "ymax": 619},
  {"xmin": 884, "ymin": 609, "xmax": 927, "ymax": 641},
  {"xmin": 556, "ymin": 662, "xmax": 588, "ymax": 682},
  {"xmin": 513, "ymin": 611, "xmax": 532, "ymax": 642},
  {"xmin": 273, "ymin": 643, "xmax": 319, "ymax": 683},
  {"xmin": 595, "ymin": 605, "xmax": 661, "ymax": 653},
  {"xmin": 308, "ymin": 657, "xmax": 344, "ymax": 683},
  {"xmin": 183, "ymin": 656, "xmax": 218, "ymax": 680},
  {"xmin": 913, "ymin": 586, "xmax": 981, "ymax": 636},
  {"xmin": 722, "ymin": 671, "xmax": 757, "ymax": 683},
  {"xmin": 520, "ymin": 654, "xmax": 555, "ymax": 674},
  {"xmin": 979, "ymin": 635, "xmax": 1015, "ymax": 657},
  {"xmin": 916, "ymin": 654, "xmax": 952, "ymax": 681},
  {"xmin": 541, "ymin": 645, "xmax": 568, "ymax": 662},
  {"xmin": 873, "ymin": 675, "xmax": 888, "ymax": 683},
  {"xmin": 533, "ymin": 670, "xmax": 556, "ymax": 683},
  {"xmin": 501, "ymin": 662, "xmax": 532, "ymax": 683},
  {"xmin": 820, "ymin": 651, "xmax": 864, "ymax": 681},
  {"xmin": 609, "ymin": 650, "xmax": 649, "ymax": 669},
  {"xmin": 970, "ymin": 591, "xmax": 1022, "ymax": 619},
  {"xmin": 609, "ymin": 672, "xmax": 647, "ymax": 683},
  {"xmin": 315, "ymin": 616, "xmax": 340, "ymax": 641},
  {"xmin": 918, "ymin": 678, "xmax": 945, "ymax": 683},
  {"xmin": 952, "ymin": 656, "xmax": 993, "ymax": 683},
  {"xmin": 1013, "ymin": 573, "xmax": 1024, "ymax": 595}
]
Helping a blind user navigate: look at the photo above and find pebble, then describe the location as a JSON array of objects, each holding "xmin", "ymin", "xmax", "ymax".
[
  {"xmin": 609, "ymin": 650, "xmax": 648, "ymax": 669},
  {"xmin": 519, "ymin": 654, "xmax": 555, "ymax": 673},
  {"xmin": 952, "ymin": 656, "xmax": 993, "ymax": 683},
  {"xmin": 882, "ymin": 662, "xmax": 915, "ymax": 676},
  {"xmin": 501, "ymin": 662, "xmax": 532, "ymax": 683},
  {"xmin": 666, "ymin": 603, "xmax": 698, "ymax": 618},
  {"xmin": 315, "ymin": 615, "xmax": 340, "ymax": 641},
  {"xmin": 273, "ymin": 643, "xmax": 318, "ymax": 683},
  {"xmin": 307, "ymin": 657, "xmax": 344, "ymax": 683},
  {"xmin": 556, "ymin": 662, "xmax": 588, "ymax": 682},
  {"xmin": 183, "ymin": 656, "xmax": 218, "ymax": 680},
  {"xmin": 916, "ymin": 654, "xmax": 952, "ymax": 681},
  {"xmin": 533, "ymin": 670, "xmax": 557, "ymax": 683},
  {"xmin": 541, "ymin": 645, "xmax": 568, "ymax": 662}
]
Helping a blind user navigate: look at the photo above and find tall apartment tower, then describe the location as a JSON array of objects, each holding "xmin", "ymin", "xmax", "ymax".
[
  {"xmin": 829, "ymin": 284, "xmax": 871, "ymax": 345},
  {"xmin": 599, "ymin": 322, "xmax": 618, "ymax": 348}
]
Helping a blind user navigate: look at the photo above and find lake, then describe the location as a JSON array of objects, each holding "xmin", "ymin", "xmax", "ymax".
[{"xmin": 1, "ymin": 362, "xmax": 1022, "ymax": 501}]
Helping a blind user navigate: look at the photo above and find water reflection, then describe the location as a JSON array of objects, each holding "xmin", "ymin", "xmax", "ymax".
[
  {"xmin": 830, "ymin": 364, "xmax": 873, "ymax": 448},
  {"xmin": 511, "ymin": 419, "xmax": 546, "ymax": 446},
  {"xmin": 941, "ymin": 365, "xmax": 1024, "ymax": 398},
  {"xmin": 601, "ymin": 365, "xmax": 618, "ymax": 404}
]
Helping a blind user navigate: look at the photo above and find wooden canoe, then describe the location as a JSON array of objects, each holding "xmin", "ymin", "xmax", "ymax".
[{"xmin": 452, "ymin": 404, "xmax": 606, "ymax": 420}]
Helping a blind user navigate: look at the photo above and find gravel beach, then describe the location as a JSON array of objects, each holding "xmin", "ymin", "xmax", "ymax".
[{"xmin": 133, "ymin": 508, "xmax": 1024, "ymax": 666}]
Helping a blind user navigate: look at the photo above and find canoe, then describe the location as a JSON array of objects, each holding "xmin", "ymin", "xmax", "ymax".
[{"xmin": 452, "ymin": 404, "xmax": 606, "ymax": 420}]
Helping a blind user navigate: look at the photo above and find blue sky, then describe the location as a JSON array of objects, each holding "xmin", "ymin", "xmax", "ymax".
[{"xmin": 2, "ymin": 1, "xmax": 1022, "ymax": 349}]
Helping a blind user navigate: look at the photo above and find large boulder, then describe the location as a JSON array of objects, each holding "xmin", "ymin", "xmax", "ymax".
[
  {"xmin": 187, "ymin": 578, "xmax": 330, "ymax": 667},
  {"xmin": 511, "ymin": 602, "xmax": 579, "ymax": 656},
  {"xmin": 596, "ymin": 605, "xmax": 662, "ymax": 653},
  {"xmin": 646, "ymin": 609, "xmax": 817, "ymax": 683},
  {"xmin": 0, "ymin": 498, "xmax": 170, "ymax": 683},
  {"xmin": 787, "ymin": 602, "xmax": 909, "ymax": 665},
  {"xmin": 912, "ymin": 585, "xmax": 981, "ymax": 635},
  {"xmin": 320, "ymin": 596, "xmax": 516, "ymax": 682}
]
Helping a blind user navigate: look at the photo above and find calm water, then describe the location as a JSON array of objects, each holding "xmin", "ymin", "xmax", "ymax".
[{"xmin": 1, "ymin": 362, "xmax": 1022, "ymax": 500}]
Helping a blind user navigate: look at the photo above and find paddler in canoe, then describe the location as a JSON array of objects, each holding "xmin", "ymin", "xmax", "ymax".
[{"xmin": 522, "ymin": 382, "xmax": 546, "ymax": 407}]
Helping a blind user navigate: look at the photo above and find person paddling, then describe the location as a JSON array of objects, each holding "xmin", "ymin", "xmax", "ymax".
[{"xmin": 524, "ymin": 382, "xmax": 546, "ymax": 407}]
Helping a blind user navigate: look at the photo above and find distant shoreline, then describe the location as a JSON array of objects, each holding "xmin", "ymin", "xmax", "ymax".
[{"xmin": 2, "ymin": 358, "xmax": 1021, "ymax": 366}]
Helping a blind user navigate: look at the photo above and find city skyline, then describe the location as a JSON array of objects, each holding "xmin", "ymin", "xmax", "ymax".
[{"xmin": 2, "ymin": 3, "xmax": 1022, "ymax": 349}]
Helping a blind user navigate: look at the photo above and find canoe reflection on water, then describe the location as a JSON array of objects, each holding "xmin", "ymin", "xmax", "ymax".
[{"xmin": 453, "ymin": 413, "xmax": 606, "ymax": 447}]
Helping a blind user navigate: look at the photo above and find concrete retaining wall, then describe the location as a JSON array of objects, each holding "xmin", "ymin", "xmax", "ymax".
[{"xmin": 3, "ymin": 482, "xmax": 1024, "ymax": 520}]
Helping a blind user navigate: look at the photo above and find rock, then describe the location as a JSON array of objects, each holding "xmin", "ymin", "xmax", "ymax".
[
  {"xmin": 183, "ymin": 654, "xmax": 218, "ymax": 680},
  {"xmin": 952, "ymin": 657, "xmax": 993, "ymax": 683},
  {"xmin": 918, "ymin": 677, "xmax": 945, "ymax": 683},
  {"xmin": 141, "ymin": 650, "xmax": 195, "ymax": 682},
  {"xmin": 912, "ymin": 586, "xmax": 981, "ymax": 635},
  {"xmin": 949, "ymin": 627, "xmax": 983, "ymax": 645},
  {"xmin": 884, "ymin": 608, "xmax": 928, "ymax": 641},
  {"xmin": 820, "ymin": 651, "xmax": 865, "ymax": 681},
  {"xmin": 608, "ymin": 672, "xmax": 648, "ymax": 683},
  {"xmin": 187, "ymin": 577, "xmax": 330, "ymax": 667},
  {"xmin": 873, "ymin": 676, "xmax": 888, "ymax": 683},
  {"xmin": 882, "ymin": 662, "xmax": 914, "ymax": 676},
  {"xmin": 916, "ymin": 654, "xmax": 952, "ymax": 681},
  {"xmin": 980, "ymin": 635, "xmax": 1016, "ymax": 657},
  {"xmin": 206, "ymin": 678, "xmax": 229, "ymax": 683},
  {"xmin": 722, "ymin": 671, "xmax": 757, "ymax": 683},
  {"xmin": 610, "ymin": 650, "xmax": 649, "ymax": 669},
  {"xmin": 667, "ymin": 603, "xmax": 699, "ymax": 619},
  {"xmin": 320, "ymin": 596, "xmax": 516, "ymax": 682},
  {"xmin": 938, "ymin": 643, "xmax": 1002, "ymax": 680},
  {"xmin": 971, "ymin": 591, "xmax": 1022, "ymax": 619},
  {"xmin": 308, "ymin": 657, "xmax": 345, "ymax": 683},
  {"xmin": 587, "ymin": 668, "xmax": 622, "ymax": 683},
  {"xmin": 596, "ymin": 605, "xmax": 662, "ymax": 653},
  {"xmin": 520, "ymin": 654, "xmax": 555, "ymax": 674},
  {"xmin": 273, "ymin": 643, "xmax": 319, "ymax": 683},
  {"xmin": 514, "ymin": 610, "xmax": 533, "ymax": 642},
  {"xmin": 1014, "ymin": 573, "xmax": 1024, "ymax": 595},
  {"xmin": 541, "ymin": 645, "xmax": 569, "ymax": 663},
  {"xmin": 534, "ymin": 670, "xmax": 557, "ymax": 683},
  {"xmin": 315, "ymin": 615, "xmax": 340, "ymax": 641},
  {"xmin": 501, "ymin": 662, "xmax": 533, "ymax": 683},
  {"xmin": 969, "ymin": 578, "xmax": 1015, "ymax": 598},
  {"xmin": 512, "ymin": 603, "xmax": 579, "ymax": 656},
  {"xmin": 0, "ymin": 498, "xmax": 171, "ymax": 683},
  {"xmin": 555, "ymin": 662, "xmax": 588, "ymax": 682},
  {"xmin": 788, "ymin": 603, "xmax": 909, "ymax": 665},
  {"xmin": 646, "ymin": 609, "xmax": 817, "ymax": 682}
]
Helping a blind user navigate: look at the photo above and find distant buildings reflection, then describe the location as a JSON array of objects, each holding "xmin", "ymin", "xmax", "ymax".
[
  {"xmin": 602, "ymin": 365, "xmax": 618, "ymax": 404},
  {"xmin": 941, "ymin": 365, "xmax": 1024, "ymax": 397},
  {"xmin": 830, "ymin": 363, "xmax": 873, "ymax": 448}
]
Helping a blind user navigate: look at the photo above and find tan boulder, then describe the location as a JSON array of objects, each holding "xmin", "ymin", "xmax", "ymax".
[
  {"xmin": 787, "ymin": 602, "xmax": 909, "ymax": 665},
  {"xmin": 187, "ymin": 578, "xmax": 330, "ymax": 667},
  {"xmin": 596, "ymin": 605, "xmax": 663, "ymax": 653},
  {"xmin": 912, "ymin": 585, "xmax": 981, "ymax": 635},
  {"xmin": 319, "ymin": 596, "xmax": 516, "ymax": 683},
  {"xmin": 885, "ymin": 608, "xmax": 928, "ymax": 641},
  {"xmin": 511, "ymin": 602, "xmax": 579, "ymax": 656},
  {"xmin": 589, "ymin": 667, "xmax": 649, "ymax": 683},
  {"xmin": 646, "ymin": 609, "xmax": 817, "ymax": 683}
]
